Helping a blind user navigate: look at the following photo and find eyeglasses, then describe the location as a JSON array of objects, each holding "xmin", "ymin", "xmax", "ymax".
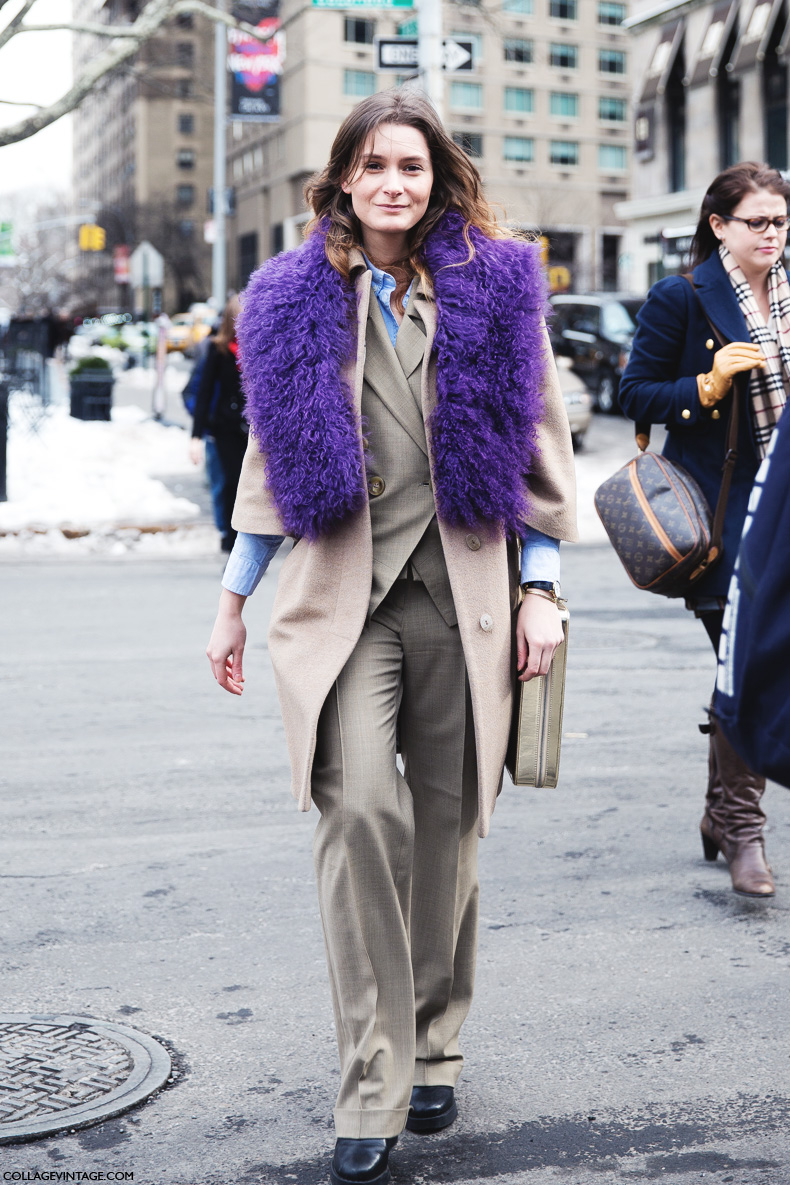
[{"xmin": 721, "ymin": 214, "xmax": 790, "ymax": 233}]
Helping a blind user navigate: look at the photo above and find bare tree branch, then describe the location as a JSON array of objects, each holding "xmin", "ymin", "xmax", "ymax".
[
  {"xmin": 17, "ymin": 23, "xmax": 143, "ymax": 37},
  {"xmin": 0, "ymin": 97, "xmax": 44, "ymax": 108},
  {"xmin": 0, "ymin": 0, "xmax": 37, "ymax": 51}
]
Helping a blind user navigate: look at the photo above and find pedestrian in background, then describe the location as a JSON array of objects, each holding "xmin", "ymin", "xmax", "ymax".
[
  {"xmin": 189, "ymin": 296, "xmax": 247, "ymax": 553},
  {"xmin": 183, "ymin": 319, "xmax": 227, "ymax": 542},
  {"xmin": 620, "ymin": 161, "xmax": 790, "ymax": 899},
  {"xmin": 204, "ymin": 90, "xmax": 577, "ymax": 1185}
]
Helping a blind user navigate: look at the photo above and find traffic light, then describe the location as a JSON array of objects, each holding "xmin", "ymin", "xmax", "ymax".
[{"xmin": 79, "ymin": 224, "xmax": 106, "ymax": 251}]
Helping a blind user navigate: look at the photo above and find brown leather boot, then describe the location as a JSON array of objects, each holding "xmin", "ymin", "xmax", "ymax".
[
  {"xmin": 700, "ymin": 731, "xmax": 726, "ymax": 862},
  {"xmin": 705, "ymin": 723, "xmax": 774, "ymax": 898}
]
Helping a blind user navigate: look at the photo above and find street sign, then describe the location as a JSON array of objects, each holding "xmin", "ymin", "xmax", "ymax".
[
  {"xmin": 130, "ymin": 241, "xmax": 165, "ymax": 290},
  {"xmin": 0, "ymin": 221, "xmax": 13, "ymax": 267},
  {"xmin": 376, "ymin": 37, "xmax": 473, "ymax": 71},
  {"xmin": 113, "ymin": 245, "xmax": 130, "ymax": 284},
  {"xmin": 314, "ymin": 0, "xmax": 413, "ymax": 8}
]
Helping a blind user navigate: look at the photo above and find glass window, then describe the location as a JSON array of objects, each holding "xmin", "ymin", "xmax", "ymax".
[
  {"xmin": 599, "ymin": 96, "xmax": 627, "ymax": 122},
  {"xmin": 504, "ymin": 87, "xmax": 534, "ymax": 113},
  {"xmin": 598, "ymin": 2, "xmax": 626, "ymax": 25},
  {"xmin": 453, "ymin": 131, "xmax": 484, "ymax": 157},
  {"xmin": 178, "ymin": 220, "xmax": 194, "ymax": 240},
  {"xmin": 503, "ymin": 0, "xmax": 533, "ymax": 11},
  {"xmin": 504, "ymin": 136, "xmax": 534, "ymax": 161},
  {"xmin": 601, "ymin": 302, "xmax": 636, "ymax": 338},
  {"xmin": 176, "ymin": 14, "xmax": 193, "ymax": 28},
  {"xmin": 598, "ymin": 144, "xmax": 627, "ymax": 171},
  {"xmin": 549, "ymin": 0, "xmax": 577, "ymax": 18},
  {"xmin": 344, "ymin": 70, "xmax": 376, "ymax": 98},
  {"xmin": 550, "ymin": 139, "xmax": 579, "ymax": 165},
  {"xmin": 549, "ymin": 43, "xmax": 578, "ymax": 69},
  {"xmin": 178, "ymin": 113, "xmax": 194, "ymax": 134},
  {"xmin": 176, "ymin": 42, "xmax": 194, "ymax": 68},
  {"xmin": 176, "ymin": 184, "xmax": 195, "ymax": 206},
  {"xmin": 450, "ymin": 81, "xmax": 483, "ymax": 110},
  {"xmin": 177, "ymin": 149, "xmax": 196, "ymax": 169},
  {"xmin": 599, "ymin": 48, "xmax": 626, "ymax": 74},
  {"xmin": 344, "ymin": 17, "xmax": 375, "ymax": 44},
  {"xmin": 176, "ymin": 79, "xmax": 193, "ymax": 99},
  {"xmin": 504, "ymin": 38, "xmax": 533, "ymax": 63},
  {"xmin": 550, "ymin": 91, "xmax": 578, "ymax": 117}
]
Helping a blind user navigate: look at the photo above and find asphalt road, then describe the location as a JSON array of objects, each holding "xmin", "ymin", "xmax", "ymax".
[{"xmin": 2, "ymin": 533, "xmax": 789, "ymax": 1185}]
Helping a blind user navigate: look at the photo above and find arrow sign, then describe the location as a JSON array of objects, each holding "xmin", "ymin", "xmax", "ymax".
[
  {"xmin": 130, "ymin": 241, "xmax": 165, "ymax": 290},
  {"xmin": 376, "ymin": 37, "xmax": 473, "ymax": 71}
]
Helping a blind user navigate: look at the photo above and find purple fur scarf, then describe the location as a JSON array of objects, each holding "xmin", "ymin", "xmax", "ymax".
[{"xmin": 237, "ymin": 210, "xmax": 547, "ymax": 540}]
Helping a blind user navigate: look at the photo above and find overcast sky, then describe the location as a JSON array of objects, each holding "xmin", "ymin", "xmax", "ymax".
[{"xmin": 0, "ymin": 0, "xmax": 73, "ymax": 198}]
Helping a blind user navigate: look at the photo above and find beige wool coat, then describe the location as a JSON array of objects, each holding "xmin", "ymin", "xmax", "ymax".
[{"xmin": 232, "ymin": 261, "xmax": 578, "ymax": 837}]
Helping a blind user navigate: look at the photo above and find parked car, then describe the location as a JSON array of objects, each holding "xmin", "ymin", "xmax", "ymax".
[
  {"xmin": 548, "ymin": 293, "xmax": 644, "ymax": 414},
  {"xmin": 556, "ymin": 355, "xmax": 592, "ymax": 451},
  {"xmin": 166, "ymin": 306, "xmax": 216, "ymax": 355}
]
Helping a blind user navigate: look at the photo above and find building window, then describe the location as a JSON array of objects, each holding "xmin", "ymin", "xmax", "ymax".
[
  {"xmin": 599, "ymin": 48, "xmax": 626, "ymax": 74},
  {"xmin": 598, "ymin": 1, "xmax": 625, "ymax": 24},
  {"xmin": 177, "ymin": 149, "xmax": 196, "ymax": 169},
  {"xmin": 550, "ymin": 139, "xmax": 579, "ymax": 166},
  {"xmin": 717, "ymin": 25, "xmax": 740, "ymax": 169},
  {"xmin": 176, "ymin": 79, "xmax": 193, "ymax": 99},
  {"xmin": 175, "ymin": 13, "xmax": 193, "ymax": 28},
  {"xmin": 666, "ymin": 46, "xmax": 686, "ymax": 192},
  {"xmin": 450, "ymin": 81, "xmax": 483, "ymax": 110},
  {"xmin": 599, "ymin": 95, "xmax": 626, "ymax": 122},
  {"xmin": 598, "ymin": 144, "xmax": 626, "ymax": 171},
  {"xmin": 178, "ymin": 219, "xmax": 195, "ymax": 239},
  {"xmin": 503, "ymin": 0, "xmax": 533, "ymax": 11},
  {"xmin": 176, "ymin": 42, "xmax": 194, "ymax": 68},
  {"xmin": 239, "ymin": 231, "xmax": 258, "ymax": 288},
  {"xmin": 344, "ymin": 70, "xmax": 376, "ymax": 98},
  {"xmin": 764, "ymin": 52, "xmax": 788, "ymax": 171},
  {"xmin": 176, "ymin": 184, "xmax": 195, "ymax": 206},
  {"xmin": 550, "ymin": 91, "xmax": 578, "ymax": 117},
  {"xmin": 271, "ymin": 223, "xmax": 284, "ymax": 255},
  {"xmin": 504, "ymin": 38, "xmax": 533, "ymax": 63},
  {"xmin": 549, "ymin": 0, "xmax": 577, "ymax": 19},
  {"xmin": 178, "ymin": 113, "xmax": 194, "ymax": 134},
  {"xmin": 344, "ymin": 17, "xmax": 375, "ymax": 44},
  {"xmin": 504, "ymin": 136, "xmax": 534, "ymax": 162},
  {"xmin": 549, "ymin": 43, "xmax": 578, "ymax": 69},
  {"xmin": 504, "ymin": 86, "xmax": 534, "ymax": 113},
  {"xmin": 453, "ymin": 131, "xmax": 483, "ymax": 157},
  {"xmin": 602, "ymin": 233, "xmax": 620, "ymax": 290}
]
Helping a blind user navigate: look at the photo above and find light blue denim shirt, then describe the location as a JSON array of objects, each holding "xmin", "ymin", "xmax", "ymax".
[{"xmin": 223, "ymin": 260, "xmax": 561, "ymax": 596}]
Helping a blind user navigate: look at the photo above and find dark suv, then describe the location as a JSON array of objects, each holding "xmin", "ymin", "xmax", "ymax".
[{"xmin": 548, "ymin": 294, "xmax": 644, "ymax": 413}]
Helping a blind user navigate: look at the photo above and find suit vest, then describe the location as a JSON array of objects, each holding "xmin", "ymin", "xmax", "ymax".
[{"xmin": 362, "ymin": 289, "xmax": 456, "ymax": 626}]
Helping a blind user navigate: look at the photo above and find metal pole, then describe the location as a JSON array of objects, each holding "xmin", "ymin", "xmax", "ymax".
[
  {"xmin": 0, "ymin": 379, "xmax": 8, "ymax": 503},
  {"xmin": 212, "ymin": 0, "xmax": 228, "ymax": 310},
  {"xmin": 418, "ymin": 0, "xmax": 444, "ymax": 120}
]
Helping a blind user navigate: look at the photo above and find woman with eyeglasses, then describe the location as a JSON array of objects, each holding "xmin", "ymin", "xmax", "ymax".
[{"xmin": 620, "ymin": 161, "xmax": 790, "ymax": 899}]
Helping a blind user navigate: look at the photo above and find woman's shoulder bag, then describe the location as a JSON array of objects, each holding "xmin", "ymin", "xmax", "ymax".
[{"xmin": 593, "ymin": 276, "xmax": 739, "ymax": 599}]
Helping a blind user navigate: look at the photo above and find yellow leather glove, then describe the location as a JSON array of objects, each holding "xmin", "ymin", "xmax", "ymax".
[{"xmin": 697, "ymin": 342, "xmax": 765, "ymax": 408}]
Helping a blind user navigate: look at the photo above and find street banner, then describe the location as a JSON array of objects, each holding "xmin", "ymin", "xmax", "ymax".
[
  {"xmin": 314, "ymin": 0, "xmax": 413, "ymax": 8},
  {"xmin": 229, "ymin": 1, "xmax": 285, "ymax": 122},
  {"xmin": 113, "ymin": 245, "xmax": 130, "ymax": 285}
]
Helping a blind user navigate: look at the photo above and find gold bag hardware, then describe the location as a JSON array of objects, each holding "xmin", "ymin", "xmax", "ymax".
[{"xmin": 505, "ymin": 602, "xmax": 569, "ymax": 788}]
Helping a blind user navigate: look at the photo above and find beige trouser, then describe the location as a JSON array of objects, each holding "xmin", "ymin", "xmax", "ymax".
[{"xmin": 311, "ymin": 578, "xmax": 480, "ymax": 1140}]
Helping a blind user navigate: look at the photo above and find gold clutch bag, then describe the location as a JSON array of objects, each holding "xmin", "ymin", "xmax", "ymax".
[{"xmin": 505, "ymin": 602, "xmax": 570, "ymax": 788}]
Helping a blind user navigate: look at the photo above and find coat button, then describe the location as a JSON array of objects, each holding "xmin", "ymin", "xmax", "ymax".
[
  {"xmin": 706, "ymin": 338, "xmax": 714, "ymax": 350},
  {"xmin": 479, "ymin": 613, "xmax": 493, "ymax": 632},
  {"xmin": 466, "ymin": 533, "xmax": 481, "ymax": 551},
  {"xmin": 682, "ymin": 409, "xmax": 691, "ymax": 419},
  {"xmin": 368, "ymin": 476, "xmax": 385, "ymax": 497},
  {"xmin": 711, "ymin": 409, "xmax": 721, "ymax": 419}
]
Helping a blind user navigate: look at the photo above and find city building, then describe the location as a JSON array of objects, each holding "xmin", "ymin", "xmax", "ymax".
[
  {"xmin": 71, "ymin": 0, "xmax": 215, "ymax": 313},
  {"xmin": 228, "ymin": 0, "xmax": 632, "ymax": 293},
  {"xmin": 616, "ymin": 0, "xmax": 790, "ymax": 293}
]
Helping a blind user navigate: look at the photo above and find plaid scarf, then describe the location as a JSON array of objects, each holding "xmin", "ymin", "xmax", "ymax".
[{"xmin": 719, "ymin": 243, "xmax": 790, "ymax": 457}]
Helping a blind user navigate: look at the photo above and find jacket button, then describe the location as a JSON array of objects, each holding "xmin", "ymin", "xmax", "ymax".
[
  {"xmin": 711, "ymin": 409, "xmax": 721, "ymax": 419},
  {"xmin": 479, "ymin": 613, "xmax": 493, "ymax": 632},
  {"xmin": 466, "ymin": 533, "xmax": 481, "ymax": 551},
  {"xmin": 705, "ymin": 338, "xmax": 714, "ymax": 350},
  {"xmin": 682, "ymin": 409, "xmax": 691, "ymax": 419},
  {"xmin": 368, "ymin": 476, "xmax": 385, "ymax": 497}
]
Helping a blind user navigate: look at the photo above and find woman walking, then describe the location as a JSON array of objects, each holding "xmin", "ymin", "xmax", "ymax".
[
  {"xmin": 620, "ymin": 161, "xmax": 790, "ymax": 899},
  {"xmin": 190, "ymin": 295, "xmax": 248, "ymax": 554},
  {"xmin": 206, "ymin": 90, "xmax": 577, "ymax": 1184}
]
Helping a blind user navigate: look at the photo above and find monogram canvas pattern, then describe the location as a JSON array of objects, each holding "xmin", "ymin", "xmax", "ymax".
[{"xmin": 595, "ymin": 451, "xmax": 712, "ymax": 597}]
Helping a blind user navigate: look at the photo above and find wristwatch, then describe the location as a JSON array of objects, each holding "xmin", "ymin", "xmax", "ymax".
[{"xmin": 520, "ymin": 579, "xmax": 561, "ymax": 603}]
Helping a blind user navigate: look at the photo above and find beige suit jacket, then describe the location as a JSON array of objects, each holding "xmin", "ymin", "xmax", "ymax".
[{"xmin": 232, "ymin": 258, "xmax": 578, "ymax": 837}]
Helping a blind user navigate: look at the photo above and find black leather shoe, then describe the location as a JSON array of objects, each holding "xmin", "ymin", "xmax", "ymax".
[
  {"xmin": 330, "ymin": 1136, "xmax": 397, "ymax": 1185},
  {"xmin": 406, "ymin": 1085, "xmax": 457, "ymax": 1133}
]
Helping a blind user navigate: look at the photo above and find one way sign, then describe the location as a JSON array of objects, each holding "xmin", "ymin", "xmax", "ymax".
[{"xmin": 376, "ymin": 37, "xmax": 474, "ymax": 72}]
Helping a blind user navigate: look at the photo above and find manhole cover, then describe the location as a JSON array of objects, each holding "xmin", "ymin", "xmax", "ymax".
[{"xmin": 0, "ymin": 1014, "xmax": 171, "ymax": 1144}]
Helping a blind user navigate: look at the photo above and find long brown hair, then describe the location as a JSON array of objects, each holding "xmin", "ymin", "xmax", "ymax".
[
  {"xmin": 689, "ymin": 161, "xmax": 790, "ymax": 269},
  {"xmin": 304, "ymin": 89, "xmax": 512, "ymax": 301},
  {"xmin": 213, "ymin": 294, "xmax": 241, "ymax": 355}
]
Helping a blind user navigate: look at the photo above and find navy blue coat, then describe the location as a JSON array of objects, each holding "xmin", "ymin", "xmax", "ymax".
[{"xmin": 619, "ymin": 250, "xmax": 776, "ymax": 598}]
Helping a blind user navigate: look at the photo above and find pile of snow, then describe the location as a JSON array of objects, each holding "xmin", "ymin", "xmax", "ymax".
[{"xmin": 0, "ymin": 401, "xmax": 201, "ymax": 536}]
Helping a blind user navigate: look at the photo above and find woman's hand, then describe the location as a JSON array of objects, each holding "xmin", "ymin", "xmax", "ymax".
[
  {"xmin": 697, "ymin": 342, "xmax": 765, "ymax": 407},
  {"xmin": 516, "ymin": 594, "xmax": 565, "ymax": 682},
  {"xmin": 189, "ymin": 437, "xmax": 203, "ymax": 466},
  {"xmin": 207, "ymin": 589, "xmax": 247, "ymax": 695}
]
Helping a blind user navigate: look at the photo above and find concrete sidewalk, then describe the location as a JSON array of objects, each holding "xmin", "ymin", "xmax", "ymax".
[{"xmin": 1, "ymin": 544, "xmax": 789, "ymax": 1184}]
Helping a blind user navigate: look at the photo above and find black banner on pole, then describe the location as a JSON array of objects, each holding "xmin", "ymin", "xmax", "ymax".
[{"xmin": 229, "ymin": 0, "xmax": 284, "ymax": 122}]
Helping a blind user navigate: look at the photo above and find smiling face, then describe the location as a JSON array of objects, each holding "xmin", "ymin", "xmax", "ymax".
[
  {"xmin": 341, "ymin": 123, "xmax": 434, "ymax": 260},
  {"xmin": 709, "ymin": 187, "xmax": 789, "ymax": 279}
]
